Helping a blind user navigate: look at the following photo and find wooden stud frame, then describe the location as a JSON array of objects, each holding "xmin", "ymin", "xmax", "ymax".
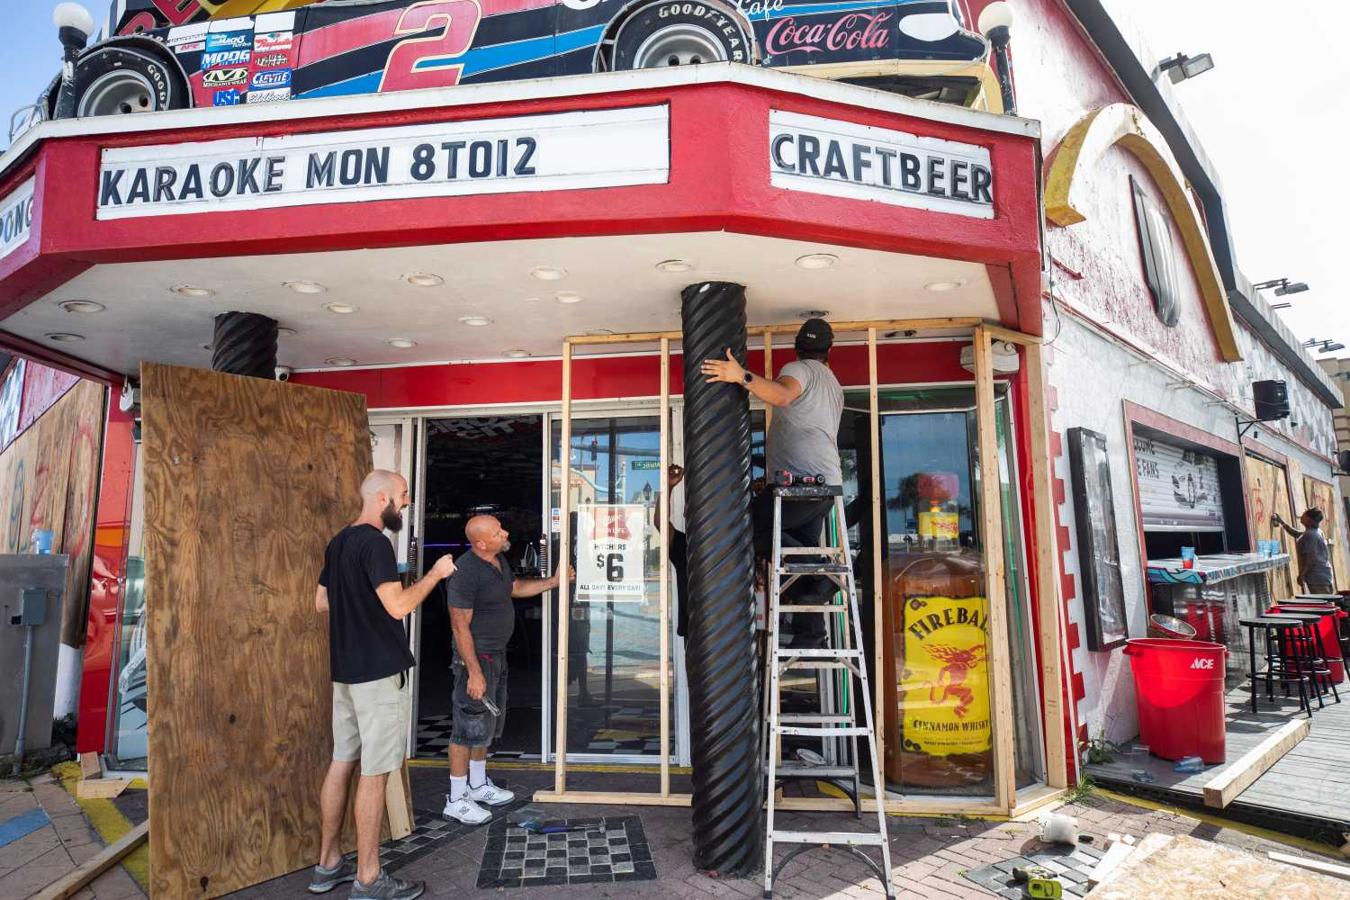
[{"xmin": 534, "ymin": 318, "xmax": 1069, "ymax": 815}]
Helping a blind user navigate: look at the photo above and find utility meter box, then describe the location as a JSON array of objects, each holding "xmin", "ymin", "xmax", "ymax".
[{"xmin": 1, "ymin": 555, "xmax": 68, "ymax": 759}]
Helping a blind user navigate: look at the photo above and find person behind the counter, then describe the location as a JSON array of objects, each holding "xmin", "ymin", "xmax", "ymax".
[
  {"xmin": 700, "ymin": 318, "xmax": 844, "ymax": 649},
  {"xmin": 1272, "ymin": 508, "xmax": 1336, "ymax": 594}
]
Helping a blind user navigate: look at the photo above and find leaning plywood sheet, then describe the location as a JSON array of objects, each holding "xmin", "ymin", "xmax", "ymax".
[
  {"xmin": 1086, "ymin": 834, "xmax": 1350, "ymax": 899},
  {"xmin": 141, "ymin": 364, "xmax": 373, "ymax": 898}
]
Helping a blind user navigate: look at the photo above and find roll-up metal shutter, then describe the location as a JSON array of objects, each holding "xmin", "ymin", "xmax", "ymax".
[{"xmin": 1133, "ymin": 433, "xmax": 1225, "ymax": 532}]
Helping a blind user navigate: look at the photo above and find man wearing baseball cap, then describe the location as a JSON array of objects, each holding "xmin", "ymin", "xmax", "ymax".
[{"xmin": 701, "ymin": 318, "xmax": 843, "ymax": 648}]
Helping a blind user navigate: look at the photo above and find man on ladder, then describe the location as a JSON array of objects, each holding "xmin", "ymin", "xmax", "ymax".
[{"xmin": 701, "ymin": 319, "xmax": 894, "ymax": 898}]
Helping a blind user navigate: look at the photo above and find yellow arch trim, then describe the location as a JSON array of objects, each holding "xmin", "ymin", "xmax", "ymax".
[{"xmin": 1044, "ymin": 103, "xmax": 1242, "ymax": 362}]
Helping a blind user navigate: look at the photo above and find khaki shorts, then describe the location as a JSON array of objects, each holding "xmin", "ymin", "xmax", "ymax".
[{"xmin": 332, "ymin": 673, "xmax": 411, "ymax": 776}]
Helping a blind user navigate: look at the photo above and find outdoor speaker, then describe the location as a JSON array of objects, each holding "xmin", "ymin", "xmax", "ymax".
[{"xmin": 1253, "ymin": 380, "xmax": 1290, "ymax": 421}]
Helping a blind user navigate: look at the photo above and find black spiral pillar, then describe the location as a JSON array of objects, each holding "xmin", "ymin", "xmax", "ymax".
[
  {"xmin": 681, "ymin": 281, "xmax": 761, "ymax": 875},
  {"xmin": 211, "ymin": 312, "xmax": 278, "ymax": 380}
]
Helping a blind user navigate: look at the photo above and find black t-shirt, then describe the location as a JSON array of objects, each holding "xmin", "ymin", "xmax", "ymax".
[
  {"xmin": 319, "ymin": 524, "xmax": 414, "ymax": 684},
  {"xmin": 445, "ymin": 551, "xmax": 516, "ymax": 655}
]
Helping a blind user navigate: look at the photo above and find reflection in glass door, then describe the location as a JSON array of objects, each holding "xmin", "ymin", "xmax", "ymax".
[{"xmin": 549, "ymin": 413, "xmax": 671, "ymax": 761}]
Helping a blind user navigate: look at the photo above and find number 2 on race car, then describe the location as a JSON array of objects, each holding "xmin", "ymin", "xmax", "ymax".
[{"xmin": 379, "ymin": 0, "xmax": 483, "ymax": 92}]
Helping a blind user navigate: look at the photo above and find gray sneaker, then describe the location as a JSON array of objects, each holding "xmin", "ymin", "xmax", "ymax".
[
  {"xmin": 307, "ymin": 858, "xmax": 356, "ymax": 894},
  {"xmin": 349, "ymin": 870, "xmax": 425, "ymax": 900}
]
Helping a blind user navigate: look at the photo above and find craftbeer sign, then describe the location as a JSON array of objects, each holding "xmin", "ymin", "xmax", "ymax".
[
  {"xmin": 96, "ymin": 106, "xmax": 669, "ymax": 220},
  {"xmin": 577, "ymin": 504, "xmax": 646, "ymax": 602},
  {"xmin": 902, "ymin": 595, "xmax": 991, "ymax": 756},
  {"xmin": 769, "ymin": 110, "xmax": 994, "ymax": 218},
  {"xmin": 0, "ymin": 178, "xmax": 36, "ymax": 264}
]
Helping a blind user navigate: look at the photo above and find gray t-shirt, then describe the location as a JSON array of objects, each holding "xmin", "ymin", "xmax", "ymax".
[
  {"xmin": 1296, "ymin": 528, "xmax": 1334, "ymax": 586},
  {"xmin": 767, "ymin": 359, "xmax": 843, "ymax": 485},
  {"xmin": 446, "ymin": 551, "xmax": 515, "ymax": 655}
]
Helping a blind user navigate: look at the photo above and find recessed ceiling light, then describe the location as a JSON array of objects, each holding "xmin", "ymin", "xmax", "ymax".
[
  {"xmin": 405, "ymin": 273, "xmax": 444, "ymax": 287},
  {"xmin": 585, "ymin": 328, "xmax": 615, "ymax": 336},
  {"xmin": 530, "ymin": 266, "xmax": 567, "ymax": 281},
  {"xmin": 324, "ymin": 357, "xmax": 356, "ymax": 367},
  {"xmin": 323, "ymin": 302, "xmax": 358, "ymax": 315},
  {"xmin": 656, "ymin": 259, "xmax": 694, "ymax": 273},
  {"xmin": 798, "ymin": 309, "xmax": 830, "ymax": 319},
  {"xmin": 46, "ymin": 332, "xmax": 84, "ymax": 343},
  {"xmin": 555, "ymin": 292, "xmax": 583, "ymax": 304},
  {"xmin": 459, "ymin": 315, "xmax": 493, "ymax": 327},
  {"xmin": 172, "ymin": 284, "xmax": 214, "ymax": 298},
  {"xmin": 924, "ymin": 280, "xmax": 966, "ymax": 293},
  {"xmin": 795, "ymin": 253, "xmax": 839, "ymax": 270},
  {"xmin": 277, "ymin": 326, "xmax": 297, "ymax": 337},
  {"xmin": 387, "ymin": 338, "xmax": 417, "ymax": 349},
  {"xmin": 286, "ymin": 280, "xmax": 326, "ymax": 294},
  {"xmin": 59, "ymin": 300, "xmax": 105, "ymax": 314},
  {"xmin": 504, "ymin": 349, "xmax": 530, "ymax": 358}
]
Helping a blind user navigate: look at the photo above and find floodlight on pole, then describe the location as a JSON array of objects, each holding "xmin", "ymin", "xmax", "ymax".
[
  {"xmin": 1253, "ymin": 277, "xmax": 1309, "ymax": 297},
  {"xmin": 1158, "ymin": 51, "xmax": 1215, "ymax": 83}
]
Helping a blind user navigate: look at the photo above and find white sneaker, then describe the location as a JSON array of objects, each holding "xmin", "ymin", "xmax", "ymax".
[
  {"xmin": 442, "ymin": 793, "xmax": 491, "ymax": 825},
  {"xmin": 467, "ymin": 777, "xmax": 515, "ymax": 807}
]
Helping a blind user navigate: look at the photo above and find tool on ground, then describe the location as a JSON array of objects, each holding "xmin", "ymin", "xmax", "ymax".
[
  {"xmin": 515, "ymin": 819, "xmax": 598, "ymax": 835},
  {"xmin": 762, "ymin": 484, "xmax": 893, "ymax": 899},
  {"xmin": 1012, "ymin": 865, "xmax": 1063, "ymax": 899}
]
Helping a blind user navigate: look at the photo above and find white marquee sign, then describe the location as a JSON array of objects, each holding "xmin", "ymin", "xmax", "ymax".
[
  {"xmin": 96, "ymin": 106, "xmax": 669, "ymax": 219},
  {"xmin": 0, "ymin": 178, "xmax": 35, "ymax": 264},
  {"xmin": 769, "ymin": 110, "xmax": 994, "ymax": 218}
]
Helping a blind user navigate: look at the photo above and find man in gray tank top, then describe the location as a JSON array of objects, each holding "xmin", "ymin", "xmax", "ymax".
[{"xmin": 701, "ymin": 318, "xmax": 843, "ymax": 647}]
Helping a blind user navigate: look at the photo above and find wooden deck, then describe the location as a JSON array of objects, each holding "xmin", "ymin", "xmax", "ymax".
[{"xmin": 1086, "ymin": 682, "xmax": 1350, "ymax": 843}]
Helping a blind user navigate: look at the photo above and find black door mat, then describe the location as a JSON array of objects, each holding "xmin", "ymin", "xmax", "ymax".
[
  {"xmin": 962, "ymin": 843, "xmax": 1105, "ymax": 899},
  {"xmin": 476, "ymin": 814, "xmax": 657, "ymax": 888}
]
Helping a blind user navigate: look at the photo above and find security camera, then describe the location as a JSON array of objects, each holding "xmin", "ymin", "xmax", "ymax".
[
  {"xmin": 118, "ymin": 380, "xmax": 140, "ymax": 412},
  {"xmin": 275, "ymin": 366, "xmax": 293, "ymax": 382}
]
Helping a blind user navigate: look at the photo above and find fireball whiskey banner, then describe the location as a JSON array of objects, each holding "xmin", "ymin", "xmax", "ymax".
[
  {"xmin": 576, "ymin": 504, "xmax": 646, "ymax": 602},
  {"xmin": 901, "ymin": 594, "xmax": 991, "ymax": 756}
]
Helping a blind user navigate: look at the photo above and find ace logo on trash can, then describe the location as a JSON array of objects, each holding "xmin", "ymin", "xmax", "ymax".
[
  {"xmin": 1190, "ymin": 657, "xmax": 1216, "ymax": 670},
  {"xmin": 577, "ymin": 504, "xmax": 646, "ymax": 602}
]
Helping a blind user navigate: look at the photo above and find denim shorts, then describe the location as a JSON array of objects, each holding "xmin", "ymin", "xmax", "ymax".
[{"xmin": 452, "ymin": 653, "xmax": 508, "ymax": 748}]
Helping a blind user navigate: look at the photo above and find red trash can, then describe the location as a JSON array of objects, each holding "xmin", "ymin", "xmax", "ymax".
[
  {"xmin": 1267, "ymin": 604, "xmax": 1346, "ymax": 684},
  {"xmin": 1123, "ymin": 639, "xmax": 1227, "ymax": 764}
]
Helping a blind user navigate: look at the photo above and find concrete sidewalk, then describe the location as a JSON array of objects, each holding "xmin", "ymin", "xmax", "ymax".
[
  {"xmin": 7, "ymin": 763, "xmax": 1346, "ymax": 899},
  {"xmin": 0, "ymin": 774, "xmax": 143, "ymax": 899}
]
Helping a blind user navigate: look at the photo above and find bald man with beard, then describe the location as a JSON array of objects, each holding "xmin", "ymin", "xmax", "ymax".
[
  {"xmin": 442, "ymin": 515, "xmax": 570, "ymax": 825},
  {"xmin": 311, "ymin": 470, "xmax": 457, "ymax": 900}
]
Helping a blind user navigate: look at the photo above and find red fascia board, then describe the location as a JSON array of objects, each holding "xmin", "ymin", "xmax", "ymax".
[{"xmin": 2, "ymin": 81, "xmax": 1042, "ymax": 329}]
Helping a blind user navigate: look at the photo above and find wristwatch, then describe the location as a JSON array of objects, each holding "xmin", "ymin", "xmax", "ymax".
[{"xmin": 743, "ymin": 371, "xmax": 754, "ymax": 385}]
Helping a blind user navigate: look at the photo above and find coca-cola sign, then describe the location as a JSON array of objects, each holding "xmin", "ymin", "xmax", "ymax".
[{"xmin": 764, "ymin": 11, "xmax": 893, "ymax": 57}]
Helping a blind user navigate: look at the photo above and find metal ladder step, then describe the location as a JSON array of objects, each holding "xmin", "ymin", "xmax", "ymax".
[
  {"xmin": 778, "ymin": 563, "xmax": 851, "ymax": 575},
  {"xmin": 773, "ymin": 725, "xmax": 871, "ymax": 737},
  {"xmin": 773, "ymin": 647, "xmax": 862, "ymax": 659},
  {"xmin": 776, "ymin": 604, "xmax": 847, "ymax": 614},
  {"xmin": 778, "ymin": 547, "xmax": 845, "ymax": 556},
  {"xmin": 774, "ymin": 764, "xmax": 858, "ymax": 779},
  {"xmin": 769, "ymin": 830, "xmax": 887, "ymax": 847}
]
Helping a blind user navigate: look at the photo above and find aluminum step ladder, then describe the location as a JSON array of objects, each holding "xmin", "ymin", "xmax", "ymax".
[{"xmin": 762, "ymin": 484, "xmax": 894, "ymax": 899}]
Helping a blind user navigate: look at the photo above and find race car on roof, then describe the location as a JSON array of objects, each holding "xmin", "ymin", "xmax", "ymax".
[{"xmin": 35, "ymin": 0, "xmax": 998, "ymax": 124}]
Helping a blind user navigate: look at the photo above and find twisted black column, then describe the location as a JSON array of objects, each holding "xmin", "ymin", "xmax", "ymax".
[
  {"xmin": 681, "ymin": 282, "xmax": 761, "ymax": 874},
  {"xmin": 211, "ymin": 312, "xmax": 278, "ymax": 379}
]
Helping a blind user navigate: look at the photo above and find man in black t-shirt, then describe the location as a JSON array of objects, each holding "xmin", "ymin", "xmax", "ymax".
[
  {"xmin": 310, "ymin": 470, "xmax": 456, "ymax": 900},
  {"xmin": 441, "ymin": 514, "xmax": 568, "ymax": 825}
]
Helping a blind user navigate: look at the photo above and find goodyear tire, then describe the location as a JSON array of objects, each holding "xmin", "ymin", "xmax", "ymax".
[
  {"xmin": 67, "ymin": 45, "xmax": 188, "ymax": 119},
  {"xmin": 612, "ymin": 2, "xmax": 750, "ymax": 69}
]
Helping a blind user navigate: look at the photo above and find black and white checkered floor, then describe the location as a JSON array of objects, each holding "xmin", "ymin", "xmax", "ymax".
[
  {"xmin": 963, "ymin": 842, "xmax": 1105, "ymax": 899},
  {"xmin": 476, "ymin": 814, "xmax": 657, "ymax": 888},
  {"xmin": 415, "ymin": 712, "xmax": 661, "ymax": 757},
  {"xmin": 367, "ymin": 797, "xmax": 533, "ymax": 875}
]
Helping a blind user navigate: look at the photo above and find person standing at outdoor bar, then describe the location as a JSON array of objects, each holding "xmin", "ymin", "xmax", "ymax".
[
  {"xmin": 310, "ymin": 470, "xmax": 457, "ymax": 900},
  {"xmin": 442, "ymin": 514, "xmax": 571, "ymax": 825},
  {"xmin": 701, "ymin": 317, "xmax": 844, "ymax": 648},
  {"xmin": 1272, "ymin": 508, "xmax": 1337, "ymax": 594}
]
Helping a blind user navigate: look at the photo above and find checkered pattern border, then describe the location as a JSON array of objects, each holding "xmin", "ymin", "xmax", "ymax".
[
  {"xmin": 476, "ymin": 815, "xmax": 656, "ymax": 888},
  {"xmin": 963, "ymin": 842, "xmax": 1105, "ymax": 898}
]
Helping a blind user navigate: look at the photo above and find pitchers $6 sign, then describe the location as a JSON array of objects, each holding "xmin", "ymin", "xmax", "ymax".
[{"xmin": 576, "ymin": 504, "xmax": 647, "ymax": 602}]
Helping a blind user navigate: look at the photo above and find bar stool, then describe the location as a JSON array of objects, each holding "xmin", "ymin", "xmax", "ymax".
[
  {"xmin": 1266, "ymin": 612, "xmax": 1341, "ymax": 707},
  {"xmin": 1239, "ymin": 617, "xmax": 1312, "ymax": 716}
]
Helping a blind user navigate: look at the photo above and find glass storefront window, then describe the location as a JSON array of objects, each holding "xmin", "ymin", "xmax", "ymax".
[{"xmin": 550, "ymin": 415, "xmax": 670, "ymax": 759}]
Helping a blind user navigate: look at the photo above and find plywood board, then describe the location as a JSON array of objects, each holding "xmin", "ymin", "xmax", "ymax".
[
  {"xmin": 1086, "ymin": 833, "xmax": 1350, "ymax": 898},
  {"xmin": 0, "ymin": 379, "xmax": 106, "ymax": 645},
  {"xmin": 141, "ymin": 363, "xmax": 373, "ymax": 898},
  {"xmin": 1304, "ymin": 476, "xmax": 1349, "ymax": 589},
  {"xmin": 76, "ymin": 777, "xmax": 132, "ymax": 799},
  {"xmin": 1202, "ymin": 718, "xmax": 1309, "ymax": 808},
  {"xmin": 1244, "ymin": 454, "xmax": 1297, "ymax": 599}
]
